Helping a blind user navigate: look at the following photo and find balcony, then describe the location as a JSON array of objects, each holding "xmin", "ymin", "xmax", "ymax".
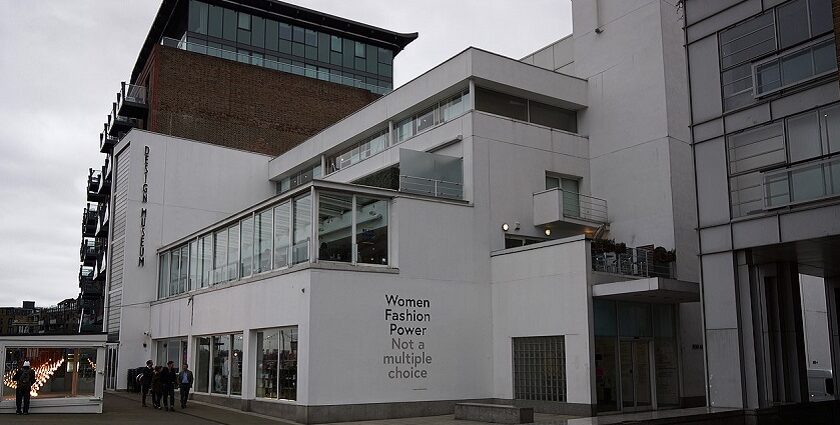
[
  {"xmin": 80, "ymin": 281, "xmax": 103, "ymax": 299},
  {"xmin": 93, "ymin": 250, "xmax": 107, "ymax": 282},
  {"xmin": 96, "ymin": 203, "xmax": 109, "ymax": 238},
  {"xmin": 82, "ymin": 204, "xmax": 97, "ymax": 238},
  {"xmin": 79, "ymin": 266, "xmax": 94, "ymax": 285},
  {"xmin": 99, "ymin": 125, "xmax": 118, "ymax": 154},
  {"xmin": 80, "ymin": 238, "xmax": 96, "ymax": 265},
  {"xmin": 764, "ymin": 155, "xmax": 840, "ymax": 210},
  {"xmin": 591, "ymin": 244, "xmax": 675, "ymax": 279},
  {"xmin": 97, "ymin": 160, "xmax": 111, "ymax": 197},
  {"xmin": 86, "ymin": 169, "xmax": 107, "ymax": 203},
  {"xmin": 117, "ymin": 82, "xmax": 148, "ymax": 118},
  {"xmin": 107, "ymin": 102, "xmax": 138, "ymax": 138},
  {"xmin": 533, "ymin": 188, "xmax": 608, "ymax": 235}
]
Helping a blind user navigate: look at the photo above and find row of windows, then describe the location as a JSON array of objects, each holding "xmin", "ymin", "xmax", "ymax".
[
  {"xmin": 474, "ymin": 87, "xmax": 578, "ymax": 133},
  {"xmin": 157, "ymin": 192, "xmax": 390, "ymax": 300},
  {"xmin": 326, "ymin": 90, "xmax": 471, "ymax": 174},
  {"xmin": 728, "ymin": 102, "xmax": 840, "ymax": 216},
  {"xmin": 180, "ymin": 37, "xmax": 392, "ymax": 94},
  {"xmin": 187, "ymin": 0, "xmax": 393, "ymax": 80},
  {"xmin": 719, "ymin": 0, "xmax": 834, "ymax": 111},
  {"xmin": 158, "ymin": 194, "xmax": 312, "ymax": 299}
]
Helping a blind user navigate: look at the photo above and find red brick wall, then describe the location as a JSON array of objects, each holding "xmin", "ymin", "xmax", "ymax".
[{"xmin": 146, "ymin": 45, "xmax": 380, "ymax": 156}]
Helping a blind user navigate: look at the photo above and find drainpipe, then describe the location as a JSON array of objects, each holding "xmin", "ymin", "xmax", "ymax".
[{"xmin": 595, "ymin": 0, "xmax": 604, "ymax": 34}]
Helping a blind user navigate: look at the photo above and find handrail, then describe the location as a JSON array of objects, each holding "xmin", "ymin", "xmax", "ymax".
[
  {"xmin": 591, "ymin": 247, "xmax": 675, "ymax": 279},
  {"xmin": 160, "ymin": 37, "xmax": 390, "ymax": 95},
  {"xmin": 399, "ymin": 175, "xmax": 463, "ymax": 199},
  {"xmin": 534, "ymin": 187, "xmax": 608, "ymax": 223}
]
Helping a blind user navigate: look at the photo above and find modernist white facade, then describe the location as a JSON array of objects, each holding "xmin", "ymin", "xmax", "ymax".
[{"xmin": 104, "ymin": 1, "xmax": 708, "ymax": 422}]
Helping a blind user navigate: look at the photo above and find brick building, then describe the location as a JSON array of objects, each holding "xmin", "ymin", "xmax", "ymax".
[{"xmin": 80, "ymin": 0, "xmax": 415, "ymax": 355}]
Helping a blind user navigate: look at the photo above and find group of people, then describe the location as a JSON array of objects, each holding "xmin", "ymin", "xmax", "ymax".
[{"xmin": 137, "ymin": 360, "xmax": 194, "ymax": 411}]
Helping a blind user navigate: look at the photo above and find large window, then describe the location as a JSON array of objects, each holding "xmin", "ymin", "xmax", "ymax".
[
  {"xmin": 292, "ymin": 195, "xmax": 311, "ymax": 264},
  {"xmin": 240, "ymin": 217, "xmax": 254, "ymax": 278},
  {"xmin": 255, "ymin": 327, "xmax": 298, "ymax": 401},
  {"xmin": 211, "ymin": 335, "xmax": 229, "ymax": 395},
  {"xmin": 719, "ymin": 0, "xmax": 835, "ymax": 111},
  {"xmin": 256, "ymin": 210, "xmax": 272, "ymax": 273},
  {"xmin": 3, "ymin": 347, "xmax": 97, "ymax": 400},
  {"xmin": 475, "ymin": 87, "xmax": 577, "ymax": 133},
  {"xmin": 512, "ymin": 336, "xmax": 566, "ymax": 402},
  {"xmin": 273, "ymin": 202, "xmax": 291, "ymax": 269},
  {"xmin": 196, "ymin": 333, "xmax": 243, "ymax": 397},
  {"xmin": 727, "ymin": 102, "xmax": 840, "ymax": 216},
  {"xmin": 317, "ymin": 193, "xmax": 389, "ymax": 265}
]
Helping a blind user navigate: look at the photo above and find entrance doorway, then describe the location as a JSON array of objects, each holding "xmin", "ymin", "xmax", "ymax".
[{"xmin": 620, "ymin": 340, "xmax": 653, "ymax": 411}]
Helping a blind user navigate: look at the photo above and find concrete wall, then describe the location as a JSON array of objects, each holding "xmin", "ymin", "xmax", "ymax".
[
  {"xmin": 110, "ymin": 130, "xmax": 273, "ymax": 389},
  {"xmin": 490, "ymin": 237, "xmax": 594, "ymax": 409}
]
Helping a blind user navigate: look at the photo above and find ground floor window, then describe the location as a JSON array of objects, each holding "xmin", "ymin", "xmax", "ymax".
[
  {"xmin": 512, "ymin": 335, "xmax": 566, "ymax": 402},
  {"xmin": 194, "ymin": 333, "xmax": 243, "ymax": 397},
  {"xmin": 255, "ymin": 327, "xmax": 298, "ymax": 400},
  {"xmin": 3, "ymin": 347, "xmax": 97, "ymax": 399},
  {"xmin": 155, "ymin": 337, "xmax": 188, "ymax": 369},
  {"xmin": 593, "ymin": 300, "xmax": 680, "ymax": 412}
]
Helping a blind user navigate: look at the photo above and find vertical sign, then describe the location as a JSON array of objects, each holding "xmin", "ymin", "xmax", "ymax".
[{"xmin": 138, "ymin": 146, "xmax": 150, "ymax": 267}]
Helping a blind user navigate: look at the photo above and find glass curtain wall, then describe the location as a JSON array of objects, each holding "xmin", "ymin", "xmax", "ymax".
[
  {"xmin": 186, "ymin": 0, "xmax": 394, "ymax": 93},
  {"xmin": 3, "ymin": 347, "xmax": 97, "ymax": 400},
  {"xmin": 255, "ymin": 327, "xmax": 298, "ymax": 401},
  {"xmin": 157, "ymin": 189, "xmax": 391, "ymax": 300},
  {"xmin": 326, "ymin": 90, "xmax": 470, "ymax": 174},
  {"xmin": 593, "ymin": 300, "xmax": 680, "ymax": 412}
]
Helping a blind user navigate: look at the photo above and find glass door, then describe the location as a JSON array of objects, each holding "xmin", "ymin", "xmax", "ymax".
[{"xmin": 620, "ymin": 340, "xmax": 654, "ymax": 412}]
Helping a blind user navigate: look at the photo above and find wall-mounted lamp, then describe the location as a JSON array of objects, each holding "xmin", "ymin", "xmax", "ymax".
[
  {"xmin": 514, "ymin": 222, "xmax": 520, "ymax": 231},
  {"xmin": 544, "ymin": 228, "xmax": 552, "ymax": 236},
  {"xmin": 501, "ymin": 223, "xmax": 510, "ymax": 232}
]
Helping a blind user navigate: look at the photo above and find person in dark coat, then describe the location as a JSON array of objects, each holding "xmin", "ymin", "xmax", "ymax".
[
  {"xmin": 13, "ymin": 361, "xmax": 36, "ymax": 415},
  {"xmin": 178, "ymin": 363, "xmax": 194, "ymax": 408},
  {"xmin": 151, "ymin": 366, "xmax": 164, "ymax": 409},
  {"xmin": 139, "ymin": 360, "xmax": 154, "ymax": 407},
  {"xmin": 162, "ymin": 360, "xmax": 178, "ymax": 411}
]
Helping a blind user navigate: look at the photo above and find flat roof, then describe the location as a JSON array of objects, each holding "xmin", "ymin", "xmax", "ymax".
[{"xmin": 130, "ymin": 0, "xmax": 418, "ymax": 83}]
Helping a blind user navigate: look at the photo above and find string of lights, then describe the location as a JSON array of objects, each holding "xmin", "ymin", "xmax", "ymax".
[{"xmin": 2, "ymin": 359, "xmax": 66, "ymax": 397}]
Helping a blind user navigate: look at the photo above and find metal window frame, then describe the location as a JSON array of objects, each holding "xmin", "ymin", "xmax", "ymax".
[{"xmin": 752, "ymin": 35, "xmax": 836, "ymax": 98}]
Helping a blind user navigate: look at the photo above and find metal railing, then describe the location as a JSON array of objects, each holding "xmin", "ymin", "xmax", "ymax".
[
  {"xmin": 591, "ymin": 247, "xmax": 675, "ymax": 279},
  {"xmin": 763, "ymin": 155, "xmax": 840, "ymax": 209},
  {"xmin": 399, "ymin": 175, "xmax": 464, "ymax": 199},
  {"xmin": 543, "ymin": 188, "xmax": 608, "ymax": 223},
  {"xmin": 161, "ymin": 37, "xmax": 391, "ymax": 95},
  {"xmin": 120, "ymin": 82, "xmax": 147, "ymax": 106}
]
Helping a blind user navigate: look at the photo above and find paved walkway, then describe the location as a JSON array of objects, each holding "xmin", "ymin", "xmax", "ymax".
[{"xmin": 5, "ymin": 393, "xmax": 735, "ymax": 425}]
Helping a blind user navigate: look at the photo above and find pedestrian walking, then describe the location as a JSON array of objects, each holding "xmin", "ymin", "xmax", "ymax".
[
  {"xmin": 13, "ymin": 361, "xmax": 36, "ymax": 415},
  {"xmin": 138, "ymin": 360, "xmax": 154, "ymax": 407},
  {"xmin": 179, "ymin": 363, "xmax": 194, "ymax": 408},
  {"xmin": 162, "ymin": 360, "xmax": 178, "ymax": 411},
  {"xmin": 152, "ymin": 366, "xmax": 164, "ymax": 409}
]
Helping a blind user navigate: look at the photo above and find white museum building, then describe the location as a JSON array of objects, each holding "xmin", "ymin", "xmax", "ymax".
[{"xmin": 102, "ymin": 1, "xmax": 709, "ymax": 422}]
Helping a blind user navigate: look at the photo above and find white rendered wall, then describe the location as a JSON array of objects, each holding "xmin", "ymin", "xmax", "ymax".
[
  {"xmin": 800, "ymin": 274, "xmax": 832, "ymax": 371},
  {"xmin": 490, "ymin": 237, "xmax": 594, "ymax": 405},
  {"xmin": 111, "ymin": 130, "xmax": 273, "ymax": 389}
]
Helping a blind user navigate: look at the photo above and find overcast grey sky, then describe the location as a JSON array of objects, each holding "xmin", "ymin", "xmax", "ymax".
[{"xmin": 0, "ymin": 0, "xmax": 572, "ymax": 308}]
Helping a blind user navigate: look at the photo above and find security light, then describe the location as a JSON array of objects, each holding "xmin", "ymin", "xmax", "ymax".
[{"xmin": 501, "ymin": 223, "xmax": 510, "ymax": 232}]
